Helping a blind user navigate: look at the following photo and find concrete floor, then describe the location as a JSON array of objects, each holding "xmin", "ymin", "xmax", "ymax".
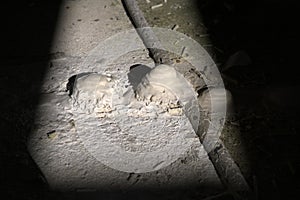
[
  {"xmin": 1, "ymin": 0, "xmax": 298, "ymax": 200},
  {"xmin": 26, "ymin": 0, "xmax": 229, "ymax": 197}
]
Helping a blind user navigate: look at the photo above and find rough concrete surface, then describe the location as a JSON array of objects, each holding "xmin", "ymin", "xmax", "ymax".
[
  {"xmin": 2, "ymin": 0, "xmax": 299, "ymax": 200},
  {"xmin": 27, "ymin": 0, "xmax": 225, "ymax": 197}
]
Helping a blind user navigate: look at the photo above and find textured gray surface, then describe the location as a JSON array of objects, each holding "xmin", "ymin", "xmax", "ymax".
[
  {"xmin": 27, "ymin": 0, "xmax": 224, "ymax": 194},
  {"xmin": 27, "ymin": 50, "xmax": 222, "ymax": 192}
]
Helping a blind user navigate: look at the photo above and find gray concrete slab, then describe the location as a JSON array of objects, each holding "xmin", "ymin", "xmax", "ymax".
[{"xmin": 27, "ymin": 0, "xmax": 225, "ymax": 197}]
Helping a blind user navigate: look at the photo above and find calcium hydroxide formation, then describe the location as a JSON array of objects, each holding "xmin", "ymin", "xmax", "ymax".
[
  {"xmin": 72, "ymin": 73, "xmax": 114, "ymax": 116},
  {"xmin": 71, "ymin": 64, "xmax": 200, "ymax": 172}
]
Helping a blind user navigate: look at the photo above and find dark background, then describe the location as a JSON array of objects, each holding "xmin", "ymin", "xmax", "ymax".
[
  {"xmin": 1, "ymin": 0, "xmax": 62, "ymax": 199},
  {"xmin": 197, "ymin": 1, "xmax": 299, "ymax": 200},
  {"xmin": 0, "ymin": 0, "xmax": 299, "ymax": 199}
]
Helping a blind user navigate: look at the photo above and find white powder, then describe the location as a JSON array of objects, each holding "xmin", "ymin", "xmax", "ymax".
[
  {"xmin": 71, "ymin": 73, "xmax": 114, "ymax": 115},
  {"xmin": 136, "ymin": 64, "xmax": 183, "ymax": 115},
  {"xmin": 136, "ymin": 64, "xmax": 200, "ymax": 130}
]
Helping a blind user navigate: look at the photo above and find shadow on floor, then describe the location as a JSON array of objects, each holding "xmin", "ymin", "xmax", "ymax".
[
  {"xmin": 0, "ymin": 1, "xmax": 62, "ymax": 199},
  {"xmin": 197, "ymin": 0, "xmax": 299, "ymax": 199}
]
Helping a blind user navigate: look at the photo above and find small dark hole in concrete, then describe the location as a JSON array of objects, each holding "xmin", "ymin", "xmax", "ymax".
[
  {"xmin": 66, "ymin": 72, "xmax": 94, "ymax": 96},
  {"xmin": 128, "ymin": 64, "xmax": 151, "ymax": 90},
  {"xmin": 197, "ymin": 86, "xmax": 208, "ymax": 96},
  {"xmin": 66, "ymin": 75, "xmax": 77, "ymax": 96}
]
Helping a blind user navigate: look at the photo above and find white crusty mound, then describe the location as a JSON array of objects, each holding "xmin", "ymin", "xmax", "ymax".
[
  {"xmin": 135, "ymin": 64, "xmax": 200, "ymax": 131},
  {"xmin": 135, "ymin": 64, "xmax": 186, "ymax": 115},
  {"xmin": 71, "ymin": 73, "xmax": 114, "ymax": 114},
  {"xmin": 70, "ymin": 64, "xmax": 200, "ymax": 130}
]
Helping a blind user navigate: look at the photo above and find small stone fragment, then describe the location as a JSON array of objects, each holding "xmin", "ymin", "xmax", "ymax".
[
  {"xmin": 46, "ymin": 130, "xmax": 57, "ymax": 139},
  {"xmin": 151, "ymin": 3, "xmax": 163, "ymax": 10}
]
